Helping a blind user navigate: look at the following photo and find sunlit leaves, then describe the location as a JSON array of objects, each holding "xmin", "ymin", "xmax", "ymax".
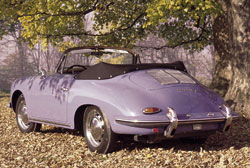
[
  {"xmin": 93, "ymin": 0, "xmax": 149, "ymax": 47},
  {"xmin": 145, "ymin": 0, "xmax": 221, "ymax": 27},
  {"xmin": 0, "ymin": 0, "xmax": 98, "ymax": 47},
  {"xmin": 0, "ymin": 0, "xmax": 151, "ymax": 48},
  {"xmin": 0, "ymin": 0, "xmax": 222, "ymax": 50},
  {"xmin": 57, "ymin": 41, "xmax": 76, "ymax": 52},
  {"xmin": 144, "ymin": 0, "xmax": 222, "ymax": 50},
  {"xmin": 0, "ymin": 0, "xmax": 20, "ymax": 37}
]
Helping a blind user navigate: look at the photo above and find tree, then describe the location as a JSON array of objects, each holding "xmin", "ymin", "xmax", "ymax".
[
  {"xmin": 139, "ymin": 0, "xmax": 249, "ymax": 117},
  {"xmin": 0, "ymin": 53, "xmax": 36, "ymax": 86},
  {"xmin": 0, "ymin": 0, "xmax": 149, "ymax": 47},
  {"xmin": 211, "ymin": 0, "xmax": 249, "ymax": 117},
  {"xmin": 0, "ymin": 0, "xmax": 217, "ymax": 49},
  {"xmin": 135, "ymin": 34, "xmax": 214, "ymax": 84}
]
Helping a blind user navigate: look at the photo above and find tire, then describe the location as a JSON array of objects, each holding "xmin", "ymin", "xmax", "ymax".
[
  {"xmin": 83, "ymin": 106, "xmax": 116, "ymax": 153},
  {"xmin": 16, "ymin": 94, "xmax": 41, "ymax": 133}
]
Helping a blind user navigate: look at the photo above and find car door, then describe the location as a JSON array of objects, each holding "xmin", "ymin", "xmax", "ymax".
[{"xmin": 28, "ymin": 73, "xmax": 75, "ymax": 126}]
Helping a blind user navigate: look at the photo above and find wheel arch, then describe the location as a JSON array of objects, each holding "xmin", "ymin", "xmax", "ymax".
[
  {"xmin": 69, "ymin": 97, "xmax": 122, "ymax": 132},
  {"xmin": 74, "ymin": 104, "xmax": 95, "ymax": 131},
  {"xmin": 11, "ymin": 90, "xmax": 23, "ymax": 112}
]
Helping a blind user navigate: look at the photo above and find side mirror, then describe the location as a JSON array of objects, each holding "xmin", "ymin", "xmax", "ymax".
[{"xmin": 39, "ymin": 69, "xmax": 47, "ymax": 79}]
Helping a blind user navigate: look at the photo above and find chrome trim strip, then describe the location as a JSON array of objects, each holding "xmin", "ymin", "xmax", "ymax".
[
  {"xmin": 232, "ymin": 116, "xmax": 239, "ymax": 120},
  {"xmin": 116, "ymin": 119, "xmax": 170, "ymax": 127},
  {"xmin": 29, "ymin": 118, "xmax": 71, "ymax": 127},
  {"xmin": 116, "ymin": 117, "xmax": 227, "ymax": 127},
  {"xmin": 178, "ymin": 118, "xmax": 225, "ymax": 124}
]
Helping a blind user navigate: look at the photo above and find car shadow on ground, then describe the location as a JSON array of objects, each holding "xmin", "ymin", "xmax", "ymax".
[
  {"xmin": 39, "ymin": 117, "xmax": 250, "ymax": 153},
  {"xmin": 40, "ymin": 127, "xmax": 83, "ymax": 136}
]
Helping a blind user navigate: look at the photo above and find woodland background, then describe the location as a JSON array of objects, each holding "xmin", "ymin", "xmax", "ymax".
[
  {"xmin": 0, "ymin": 1, "xmax": 249, "ymax": 167},
  {"xmin": 0, "ymin": 1, "xmax": 249, "ymax": 119}
]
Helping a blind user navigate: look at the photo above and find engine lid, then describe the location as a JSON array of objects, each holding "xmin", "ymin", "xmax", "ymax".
[{"xmin": 129, "ymin": 69, "xmax": 196, "ymax": 90}]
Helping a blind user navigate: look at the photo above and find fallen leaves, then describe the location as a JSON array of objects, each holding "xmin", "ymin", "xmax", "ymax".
[{"xmin": 0, "ymin": 97, "xmax": 249, "ymax": 167}]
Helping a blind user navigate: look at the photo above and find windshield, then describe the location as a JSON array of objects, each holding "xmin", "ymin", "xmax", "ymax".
[{"xmin": 64, "ymin": 48, "xmax": 133, "ymax": 68}]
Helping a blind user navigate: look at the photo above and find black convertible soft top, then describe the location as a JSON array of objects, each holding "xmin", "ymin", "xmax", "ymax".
[{"xmin": 75, "ymin": 61, "xmax": 187, "ymax": 80}]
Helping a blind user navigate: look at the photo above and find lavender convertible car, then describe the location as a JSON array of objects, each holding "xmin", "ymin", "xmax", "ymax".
[{"xmin": 9, "ymin": 46, "xmax": 238, "ymax": 153}]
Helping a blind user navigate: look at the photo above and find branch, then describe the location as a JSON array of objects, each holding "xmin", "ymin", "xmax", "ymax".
[
  {"xmin": 17, "ymin": 1, "xmax": 113, "ymax": 18},
  {"xmin": 18, "ymin": 8, "xmax": 95, "ymax": 18},
  {"xmin": 39, "ymin": 13, "xmax": 146, "ymax": 38},
  {"xmin": 134, "ymin": 34, "xmax": 202, "ymax": 50},
  {"xmin": 134, "ymin": 18, "xmax": 209, "ymax": 50},
  {"xmin": 0, "ymin": 40, "xmax": 16, "ymax": 45},
  {"xmin": 117, "ymin": 13, "xmax": 145, "ymax": 32}
]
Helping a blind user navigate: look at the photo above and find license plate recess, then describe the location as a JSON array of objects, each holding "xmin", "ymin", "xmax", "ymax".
[{"xmin": 193, "ymin": 124, "xmax": 202, "ymax": 130}]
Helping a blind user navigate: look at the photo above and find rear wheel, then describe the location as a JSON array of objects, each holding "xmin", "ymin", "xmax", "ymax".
[
  {"xmin": 83, "ymin": 106, "xmax": 116, "ymax": 153},
  {"xmin": 16, "ymin": 94, "xmax": 41, "ymax": 133}
]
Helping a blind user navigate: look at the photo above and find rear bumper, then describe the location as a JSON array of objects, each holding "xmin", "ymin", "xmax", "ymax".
[
  {"xmin": 115, "ymin": 115, "xmax": 239, "ymax": 138},
  {"xmin": 115, "ymin": 116, "xmax": 239, "ymax": 128}
]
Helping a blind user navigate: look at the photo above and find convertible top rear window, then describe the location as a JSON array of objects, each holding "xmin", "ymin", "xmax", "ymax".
[{"xmin": 147, "ymin": 69, "xmax": 196, "ymax": 84}]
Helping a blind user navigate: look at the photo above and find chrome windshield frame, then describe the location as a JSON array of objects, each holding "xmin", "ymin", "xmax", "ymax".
[{"xmin": 55, "ymin": 46, "xmax": 137, "ymax": 74}]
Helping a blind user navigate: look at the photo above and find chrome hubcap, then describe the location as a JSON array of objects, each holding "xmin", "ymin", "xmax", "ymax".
[
  {"xmin": 86, "ymin": 109, "xmax": 105, "ymax": 147},
  {"xmin": 17, "ymin": 102, "xmax": 30, "ymax": 129}
]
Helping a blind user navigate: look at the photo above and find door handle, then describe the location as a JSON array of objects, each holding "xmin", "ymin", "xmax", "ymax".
[{"xmin": 61, "ymin": 87, "xmax": 69, "ymax": 92}]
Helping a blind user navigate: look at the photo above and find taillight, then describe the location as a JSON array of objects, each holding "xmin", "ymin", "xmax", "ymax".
[{"xmin": 143, "ymin": 107, "xmax": 161, "ymax": 114}]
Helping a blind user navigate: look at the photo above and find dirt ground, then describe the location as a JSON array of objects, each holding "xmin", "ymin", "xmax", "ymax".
[{"xmin": 0, "ymin": 95, "xmax": 249, "ymax": 168}]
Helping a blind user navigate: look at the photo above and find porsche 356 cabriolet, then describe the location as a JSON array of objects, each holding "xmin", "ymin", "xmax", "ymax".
[{"xmin": 9, "ymin": 46, "xmax": 238, "ymax": 153}]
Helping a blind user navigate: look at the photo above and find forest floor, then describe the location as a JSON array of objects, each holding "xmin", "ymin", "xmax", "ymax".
[{"xmin": 0, "ymin": 92, "xmax": 249, "ymax": 168}]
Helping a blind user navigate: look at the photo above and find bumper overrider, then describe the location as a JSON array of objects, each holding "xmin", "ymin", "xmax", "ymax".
[{"xmin": 116, "ymin": 106, "xmax": 238, "ymax": 138}]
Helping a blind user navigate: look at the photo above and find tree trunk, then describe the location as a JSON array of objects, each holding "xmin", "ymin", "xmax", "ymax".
[
  {"xmin": 16, "ymin": 40, "xmax": 25, "ymax": 77},
  {"xmin": 211, "ymin": 0, "xmax": 250, "ymax": 118}
]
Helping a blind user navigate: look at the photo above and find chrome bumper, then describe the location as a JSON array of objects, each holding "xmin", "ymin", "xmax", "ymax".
[
  {"xmin": 116, "ymin": 117, "xmax": 238, "ymax": 127},
  {"xmin": 116, "ymin": 116, "xmax": 239, "ymax": 137}
]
